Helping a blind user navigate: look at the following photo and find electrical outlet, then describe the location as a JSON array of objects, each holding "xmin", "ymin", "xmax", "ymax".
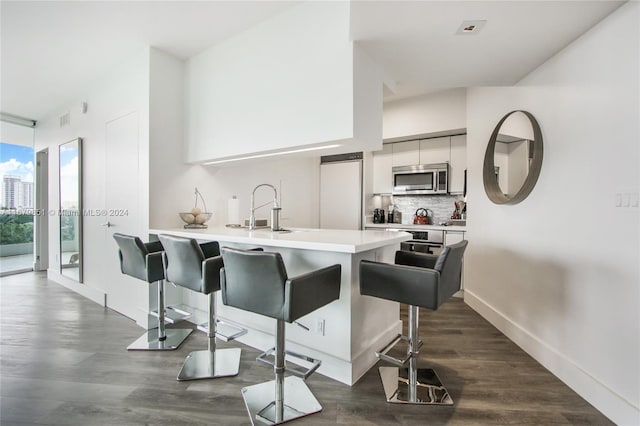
[{"xmin": 315, "ymin": 318, "xmax": 325, "ymax": 336}]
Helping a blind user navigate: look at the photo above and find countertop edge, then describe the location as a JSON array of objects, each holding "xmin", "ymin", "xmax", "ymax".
[{"xmin": 149, "ymin": 227, "xmax": 411, "ymax": 254}]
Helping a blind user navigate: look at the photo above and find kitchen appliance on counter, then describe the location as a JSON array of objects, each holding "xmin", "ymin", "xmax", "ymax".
[
  {"xmin": 400, "ymin": 229, "xmax": 444, "ymax": 255},
  {"xmin": 392, "ymin": 163, "xmax": 448, "ymax": 195},
  {"xmin": 373, "ymin": 208, "xmax": 385, "ymax": 224},
  {"xmin": 387, "ymin": 203, "xmax": 402, "ymax": 224},
  {"xmin": 413, "ymin": 208, "xmax": 433, "ymax": 225}
]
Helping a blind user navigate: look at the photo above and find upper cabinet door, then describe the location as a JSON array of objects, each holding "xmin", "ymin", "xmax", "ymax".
[
  {"xmin": 419, "ymin": 136, "xmax": 450, "ymax": 165},
  {"xmin": 392, "ymin": 140, "xmax": 420, "ymax": 167},
  {"xmin": 449, "ymin": 135, "xmax": 467, "ymax": 194},
  {"xmin": 372, "ymin": 143, "xmax": 393, "ymax": 194}
]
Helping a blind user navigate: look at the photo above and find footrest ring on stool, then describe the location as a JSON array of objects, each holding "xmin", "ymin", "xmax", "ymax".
[
  {"xmin": 256, "ymin": 347, "xmax": 321, "ymax": 380},
  {"xmin": 196, "ymin": 316, "xmax": 248, "ymax": 342},
  {"xmin": 375, "ymin": 334, "xmax": 423, "ymax": 367},
  {"xmin": 150, "ymin": 305, "xmax": 192, "ymax": 324}
]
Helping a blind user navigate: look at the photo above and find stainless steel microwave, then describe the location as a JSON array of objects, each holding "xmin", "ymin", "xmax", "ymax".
[{"xmin": 392, "ymin": 163, "xmax": 448, "ymax": 195}]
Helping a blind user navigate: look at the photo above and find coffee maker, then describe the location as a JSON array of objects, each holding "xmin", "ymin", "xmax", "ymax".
[{"xmin": 373, "ymin": 208, "xmax": 385, "ymax": 224}]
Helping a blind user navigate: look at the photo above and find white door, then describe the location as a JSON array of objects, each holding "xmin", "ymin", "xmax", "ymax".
[
  {"xmin": 320, "ymin": 161, "xmax": 362, "ymax": 230},
  {"xmin": 103, "ymin": 111, "xmax": 143, "ymax": 318}
]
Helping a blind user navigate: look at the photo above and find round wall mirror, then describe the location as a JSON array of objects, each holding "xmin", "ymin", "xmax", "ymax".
[{"xmin": 483, "ymin": 110, "xmax": 543, "ymax": 205}]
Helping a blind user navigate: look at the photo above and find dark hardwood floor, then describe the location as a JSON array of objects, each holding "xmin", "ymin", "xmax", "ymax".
[{"xmin": 1, "ymin": 272, "xmax": 612, "ymax": 425}]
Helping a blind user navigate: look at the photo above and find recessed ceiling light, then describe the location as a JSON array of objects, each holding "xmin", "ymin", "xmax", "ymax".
[{"xmin": 456, "ymin": 20, "xmax": 487, "ymax": 35}]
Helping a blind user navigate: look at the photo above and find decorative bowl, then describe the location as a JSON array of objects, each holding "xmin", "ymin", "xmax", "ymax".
[{"xmin": 179, "ymin": 212, "xmax": 212, "ymax": 228}]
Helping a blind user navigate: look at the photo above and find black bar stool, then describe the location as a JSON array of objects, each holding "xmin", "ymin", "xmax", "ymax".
[
  {"xmin": 113, "ymin": 233, "xmax": 193, "ymax": 350},
  {"xmin": 359, "ymin": 240, "xmax": 468, "ymax": 405},
  {"xmin": 159, "ymin": 234, "xmax": 248, "ymax": 381},
  {"xmin": 220, "ymin": 247, "xmax": 341, "ymax": 425}
]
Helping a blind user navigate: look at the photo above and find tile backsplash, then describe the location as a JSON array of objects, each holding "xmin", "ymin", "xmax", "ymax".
[{"xmin": 378, "ymin": 194, "xmax": 465, "ymax": 225}]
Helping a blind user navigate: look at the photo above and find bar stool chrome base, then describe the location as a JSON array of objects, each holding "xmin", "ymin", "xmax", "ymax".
[
  {"xmin": 177, "ymin": 348, "xmax": 241, "ymax": 381},
  {"xmin": 379, "ymin": 367, "xmax": 453, "ymax": 405},
  {"xmin": 127, "ymin": 328, "xmax": 192, "ymax": 351},
  {"xmin": 241, "ymin": 376, "xmax": 322, "ymax": 425}
]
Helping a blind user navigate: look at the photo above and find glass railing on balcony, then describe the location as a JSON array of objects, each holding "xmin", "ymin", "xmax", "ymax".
[{"xmin": 0, "ymin": 211, "xmax": 34, "ymax": 275}]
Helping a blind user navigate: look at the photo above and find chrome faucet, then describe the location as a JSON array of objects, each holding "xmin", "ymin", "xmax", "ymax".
[{"xmin": 249, "ymin": 184, "xmax": 282, "ymax": 231}]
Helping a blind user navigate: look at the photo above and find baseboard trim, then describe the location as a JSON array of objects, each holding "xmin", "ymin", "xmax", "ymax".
[
  {"xmin": 464, "ymin": 289, "xmax": 639, "ymax": 426},
  {"xmin": 47, "ymin": 269, "xmax": 106, "ymax": 307}
]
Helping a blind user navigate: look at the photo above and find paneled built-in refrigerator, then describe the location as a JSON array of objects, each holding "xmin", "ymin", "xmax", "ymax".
[{"xmin": 319, "ymin": 153, "xmax": 363, "ymax": 230}]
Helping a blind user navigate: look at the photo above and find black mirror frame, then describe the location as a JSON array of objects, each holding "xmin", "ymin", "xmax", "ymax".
[{"xmin": 483, "ymin": 110, "xmax": 543, "ymax": 205}]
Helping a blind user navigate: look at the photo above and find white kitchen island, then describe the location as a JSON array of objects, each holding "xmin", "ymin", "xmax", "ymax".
[{"xmin": 148, "ymin": 226, "xmax": 411, "ymax": 386}]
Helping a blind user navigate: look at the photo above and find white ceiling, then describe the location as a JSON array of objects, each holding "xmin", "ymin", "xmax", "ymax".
[
  {"xmin": 1, "ymin": 0, "xmax": 624, "ymax": 122},
  {"xmin": 351, "ymin": 0, "xmax": 625, "ymax": 100},
  {"xmin": 0, "ymin": 1, "xmax": 299, "ymax": 121}
]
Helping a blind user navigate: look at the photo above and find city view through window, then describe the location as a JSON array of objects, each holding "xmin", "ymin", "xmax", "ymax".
[{"xmin": 0, "ymin": 141, "xmax": 35, "ymax": 275}]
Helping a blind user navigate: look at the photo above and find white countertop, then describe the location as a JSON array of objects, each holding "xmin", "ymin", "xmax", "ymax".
[
  {"xmin": 364, "ymin": 223, "xmax": 467, "ymax": 232},
  {"xmin": 149, "ymin": 226, "xmax": 411, "ymax": 254}
]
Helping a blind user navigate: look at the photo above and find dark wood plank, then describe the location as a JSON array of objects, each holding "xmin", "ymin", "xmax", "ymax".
[{"xmin": 0, "ymin": 272, "xmax": 613, "ymax": 425}]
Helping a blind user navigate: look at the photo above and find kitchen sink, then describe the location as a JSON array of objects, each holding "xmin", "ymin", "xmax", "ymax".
[{"xmin": 248, "ymin": 228, "xmax": 294, "ymax": 234}]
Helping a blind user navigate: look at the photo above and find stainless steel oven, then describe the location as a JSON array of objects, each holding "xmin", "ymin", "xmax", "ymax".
[{"xmin": 399, "ymin": 230, "xmax": 444, "ymax": 255}]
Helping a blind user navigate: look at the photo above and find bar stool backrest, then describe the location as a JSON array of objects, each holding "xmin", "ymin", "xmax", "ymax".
[
  {"xmin": 220, "ymin": 247, "xmax": 288, "ymax": 320},
  {"xmin": 160, "ymin": 234, "xmax": 216, "ymax": 293},
  {"xmin": 113, "ymin": 233, "xmax": 163, "ymax": 283},
  {"xmin": 434, "ymin": 240, "xmax": 468, "ymax": 304}
]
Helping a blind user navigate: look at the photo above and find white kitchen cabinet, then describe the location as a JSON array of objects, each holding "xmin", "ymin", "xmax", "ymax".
[
  {"xmin": 444, "ymin": 230, "xmax": 466, "ymax": 246},
  {"xmin": 372, "ymin": 133, "xmax": 466, "ymax": 195},
  {"xmin": 372, "ymin": 143, "xmax": 393, "ymax": 194},
  {"xmin": 449, "ymin": 134, "xmax": 467, "ymax": 194},
  {"xmin": 419, "ymin": 136, "xmax": 450, "ymax": 164},
  {"xmin": 392, "ymin": 140, "xmax": 420, "ymax": 167}
]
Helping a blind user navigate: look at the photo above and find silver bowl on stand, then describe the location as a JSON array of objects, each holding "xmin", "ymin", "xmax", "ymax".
[{"xmin": 179, "ymin": 212, "xmax": 212, "ymax": 229}]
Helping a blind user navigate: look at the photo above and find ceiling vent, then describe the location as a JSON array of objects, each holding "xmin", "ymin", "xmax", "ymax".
[
  {"xmin": 59, "ymin": 111, "xmax": 70, "ymax": 127},
  {"xmin": 456, "ymin": 20, "xmax": 487, "ymax": 35}
]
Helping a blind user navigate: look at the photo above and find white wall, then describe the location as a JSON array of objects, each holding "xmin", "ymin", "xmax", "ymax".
[
  {"xmin": 185, "ymin": 1, "xmax": 360, "ymax": 164},
  {"xmin": 34, "ymin": 48, "xmax": 151, "ymax": 319},
  {"xmin": 353, "ymin": 44, "xmax": 383, "ymax": 150},
  {"xmin": 464, "ymin": 3, "xmax": 639, "ymax": 424},
  {"xmin": 149, "ymin": 48, "xmax": 323, "ymax": 231},
  {"xmin": 383, "ymin": 88, "xmax": 466, "ymax": 139},
  {"xmin": 151, "ymin": 157, "xmax": 321, "ymax": 231},
  {"xmin": 149, "ymin": 49, "xmax": 196, "ymax": 229}
]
